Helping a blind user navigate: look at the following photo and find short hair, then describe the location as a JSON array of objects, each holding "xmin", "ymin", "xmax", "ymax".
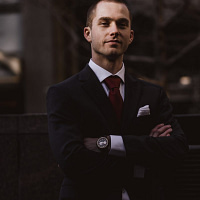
[{"xmin": 86, "ymin": 0, "xmax": 132, "ymax": 28}]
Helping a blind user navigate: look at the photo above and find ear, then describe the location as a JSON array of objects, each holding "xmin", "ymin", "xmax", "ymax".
[
  {"xmin": 84, "ymin": 27, "xmax": 92, "ymax": 43},
  {"xmin": 129, "ymin": 30, "xmax": 134, "ymax": 44}
]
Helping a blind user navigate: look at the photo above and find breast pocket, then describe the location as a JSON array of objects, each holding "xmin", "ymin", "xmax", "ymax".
[{"xmin": 134, "ymin": 115, "xmax": 154, "ymax": 136}]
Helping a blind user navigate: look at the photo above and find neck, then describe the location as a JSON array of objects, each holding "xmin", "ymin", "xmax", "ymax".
[{"xmin": 92, "ymin": 55, "xmax": 123, "ymax": 74}]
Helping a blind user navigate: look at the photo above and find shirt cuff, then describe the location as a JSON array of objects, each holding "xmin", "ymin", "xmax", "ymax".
[{"xmin": 109, "ymin": 135, "xmax": 126, "ymax": 157}]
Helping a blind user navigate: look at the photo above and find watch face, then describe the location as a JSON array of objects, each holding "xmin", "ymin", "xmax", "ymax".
[{"xmin": 97, "ymin": 137, "xmax": 108, "ymax": 149}]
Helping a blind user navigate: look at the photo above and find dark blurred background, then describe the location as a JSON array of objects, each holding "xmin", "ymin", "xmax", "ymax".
[{"xmin": 0, "ymin": 0, "xmax": 200, "ymax": 115}]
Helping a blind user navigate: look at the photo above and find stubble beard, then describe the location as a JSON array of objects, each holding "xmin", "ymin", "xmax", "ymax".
[{"xmin": 93, "ymin": 45, "xmax": 124, "ymax": 62}]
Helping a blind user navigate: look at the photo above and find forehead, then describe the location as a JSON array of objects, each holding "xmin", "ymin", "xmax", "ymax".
[{"xmin": 94, "ymin": 1, "xmax": 130, "ymax": 22}]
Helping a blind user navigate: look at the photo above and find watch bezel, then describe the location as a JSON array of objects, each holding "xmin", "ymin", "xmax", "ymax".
[{"xmin": 96, "ymin": 137, "xmax": 109, "ymax": 149}]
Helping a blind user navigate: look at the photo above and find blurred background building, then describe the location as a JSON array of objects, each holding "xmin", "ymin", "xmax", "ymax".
[{"xmin": 0, "ymin": 0, "xmax": 200, "ymax": 114}]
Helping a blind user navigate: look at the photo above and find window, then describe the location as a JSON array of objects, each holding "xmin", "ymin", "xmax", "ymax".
[{"xmin": 0, "ymin": 0, "xmax": 23, "ymax": 114}]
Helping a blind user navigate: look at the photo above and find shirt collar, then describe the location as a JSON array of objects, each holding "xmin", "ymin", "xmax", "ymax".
[{"xmin": 89, "ymin": 59, "xmax": 125, "ymax": 83}]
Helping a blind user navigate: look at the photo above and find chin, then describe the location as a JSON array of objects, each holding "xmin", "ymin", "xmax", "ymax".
[{"xmin": 107, "ymin": 53, "xmax": 121, "ymax": 61}]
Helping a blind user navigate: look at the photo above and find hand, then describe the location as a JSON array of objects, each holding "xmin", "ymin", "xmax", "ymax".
[
  {"xmin": 83, "ymin": 138, "xmax": 101, "ymax": 153},
  {"xmin": 149, "ymin": 124, "xmax": 172, "ymax": 137}
]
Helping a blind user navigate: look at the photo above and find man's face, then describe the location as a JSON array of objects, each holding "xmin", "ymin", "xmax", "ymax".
[{"xmin": 84, "ymin": 1, "xmax": 134, "ymax": 61}]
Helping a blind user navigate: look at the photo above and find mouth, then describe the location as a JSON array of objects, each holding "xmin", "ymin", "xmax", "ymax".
[{"xmin": 105, "ymin": 40, "xmax": 121, "ymax": 44}]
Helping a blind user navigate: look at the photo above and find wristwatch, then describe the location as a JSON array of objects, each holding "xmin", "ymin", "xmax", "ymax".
[{"xmin": 96, "ymin": 136, "xmax": 109, "ymax": 150}]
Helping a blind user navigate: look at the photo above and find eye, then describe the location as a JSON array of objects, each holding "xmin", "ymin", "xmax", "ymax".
[
  {"xmin": 101, "ymin": 22, "xmax": 109, "ymax": 26},
  {"xmin": 119, "ymin": 23, "xmax": 126, "ymax": 28},
  {"xmin": 117, "ymin": 20, "xmax": 129, "ymax": 29}
]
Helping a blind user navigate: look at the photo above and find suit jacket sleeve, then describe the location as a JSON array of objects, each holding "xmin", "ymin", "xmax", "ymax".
[
  {"xmin": 122, "ymin": 86, "xmax": 188, "ymax": 166},
  {"xmin": 46, "ymin": 84, "xmax": 130, "ymax": 184}
]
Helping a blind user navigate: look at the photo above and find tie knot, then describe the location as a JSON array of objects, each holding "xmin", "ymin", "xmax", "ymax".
[{"xmin": 104, "ymin": 76, "xmax": 121, "ymax": 90}]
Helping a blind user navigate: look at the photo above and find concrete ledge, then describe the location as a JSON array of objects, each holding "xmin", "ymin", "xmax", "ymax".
[
  {"xmin": 1, "ymin": 114, "xmax": 200, "ymax": 200},
  {"xmin": 0, "ymin": 114, "xmax": 62, "ymax": 200}
]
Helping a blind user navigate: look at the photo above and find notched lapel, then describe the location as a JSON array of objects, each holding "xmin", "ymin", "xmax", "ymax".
[
  {"xmin": 79, "ymin": 66, "xmax": 118, "ymax": 130},
  {"xmin": 121, "ymin": 74, "xmax": 142, "ymax": 130}
]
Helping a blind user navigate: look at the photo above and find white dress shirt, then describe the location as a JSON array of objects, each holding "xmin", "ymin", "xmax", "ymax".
[{"xmin": 89, "ymin": 59, "xmax": 130, "ymax": 200}]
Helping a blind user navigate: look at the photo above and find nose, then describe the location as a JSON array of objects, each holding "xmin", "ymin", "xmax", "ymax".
[{"xmin": 110, "ymin": 22, "xmax": 120, "ymax": 36}]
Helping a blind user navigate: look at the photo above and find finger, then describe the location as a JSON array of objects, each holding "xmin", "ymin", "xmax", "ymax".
[
  {"xmin": 151, "ymin": 131, "xmax": 162, "ymax": 137},
  {"xmin": 150, "ymin": 124, "xmax": 166, "ymax": 137},
  {"xmin": 158, "ymin": 125, "xmax": 172, "ymax": 134},
  {"xmin": 149, "ymin": 124, "xmax": 164, "ymax": 136},
  {"xmin": 152, "ymin": 124, "xmax": 165, "ymax": 131},
  {"xmin": 153, "ymin": 126, "xmax": 172, "ymax": 138},
  {"xmin": 159, "ymin": 128, "xmax": 173, "ymax": 137},
  {"xmin": 150, "ymin": 125, "xmax": 172, "ymax": 137}
]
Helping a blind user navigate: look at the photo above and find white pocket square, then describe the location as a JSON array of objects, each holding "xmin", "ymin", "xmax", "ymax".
[{"xmin": 137, "ymin": 105, "xmax": 150, "ymax": 117}]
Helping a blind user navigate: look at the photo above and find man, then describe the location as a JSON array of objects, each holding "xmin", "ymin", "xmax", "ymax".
[{"xmin": 47, "ymin": 0, "xmax": 188, "ymax": 199}]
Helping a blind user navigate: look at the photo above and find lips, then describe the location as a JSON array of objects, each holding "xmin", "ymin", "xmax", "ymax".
[{"xmin": 105, "ymin": 40, "xmax": 121, "ymax": 44}]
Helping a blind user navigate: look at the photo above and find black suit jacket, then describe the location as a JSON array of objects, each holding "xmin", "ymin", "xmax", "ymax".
[{"xmin": 47, "ymin": 65, "xmax": 188, "ymax": 200}]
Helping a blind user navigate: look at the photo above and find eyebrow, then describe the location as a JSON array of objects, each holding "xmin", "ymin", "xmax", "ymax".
[
  {"xmin": 98, "ymin": 17, "xmax": 112, "ymax": 22},
  {"xmin": 98, "ymin": 17, "xmax": 130, "ymax": 25}
]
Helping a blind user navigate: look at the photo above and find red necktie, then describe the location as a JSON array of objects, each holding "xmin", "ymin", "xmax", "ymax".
[{"xmin": 104, "ymin": 76, "xmax": 123, "ymax": 123}]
